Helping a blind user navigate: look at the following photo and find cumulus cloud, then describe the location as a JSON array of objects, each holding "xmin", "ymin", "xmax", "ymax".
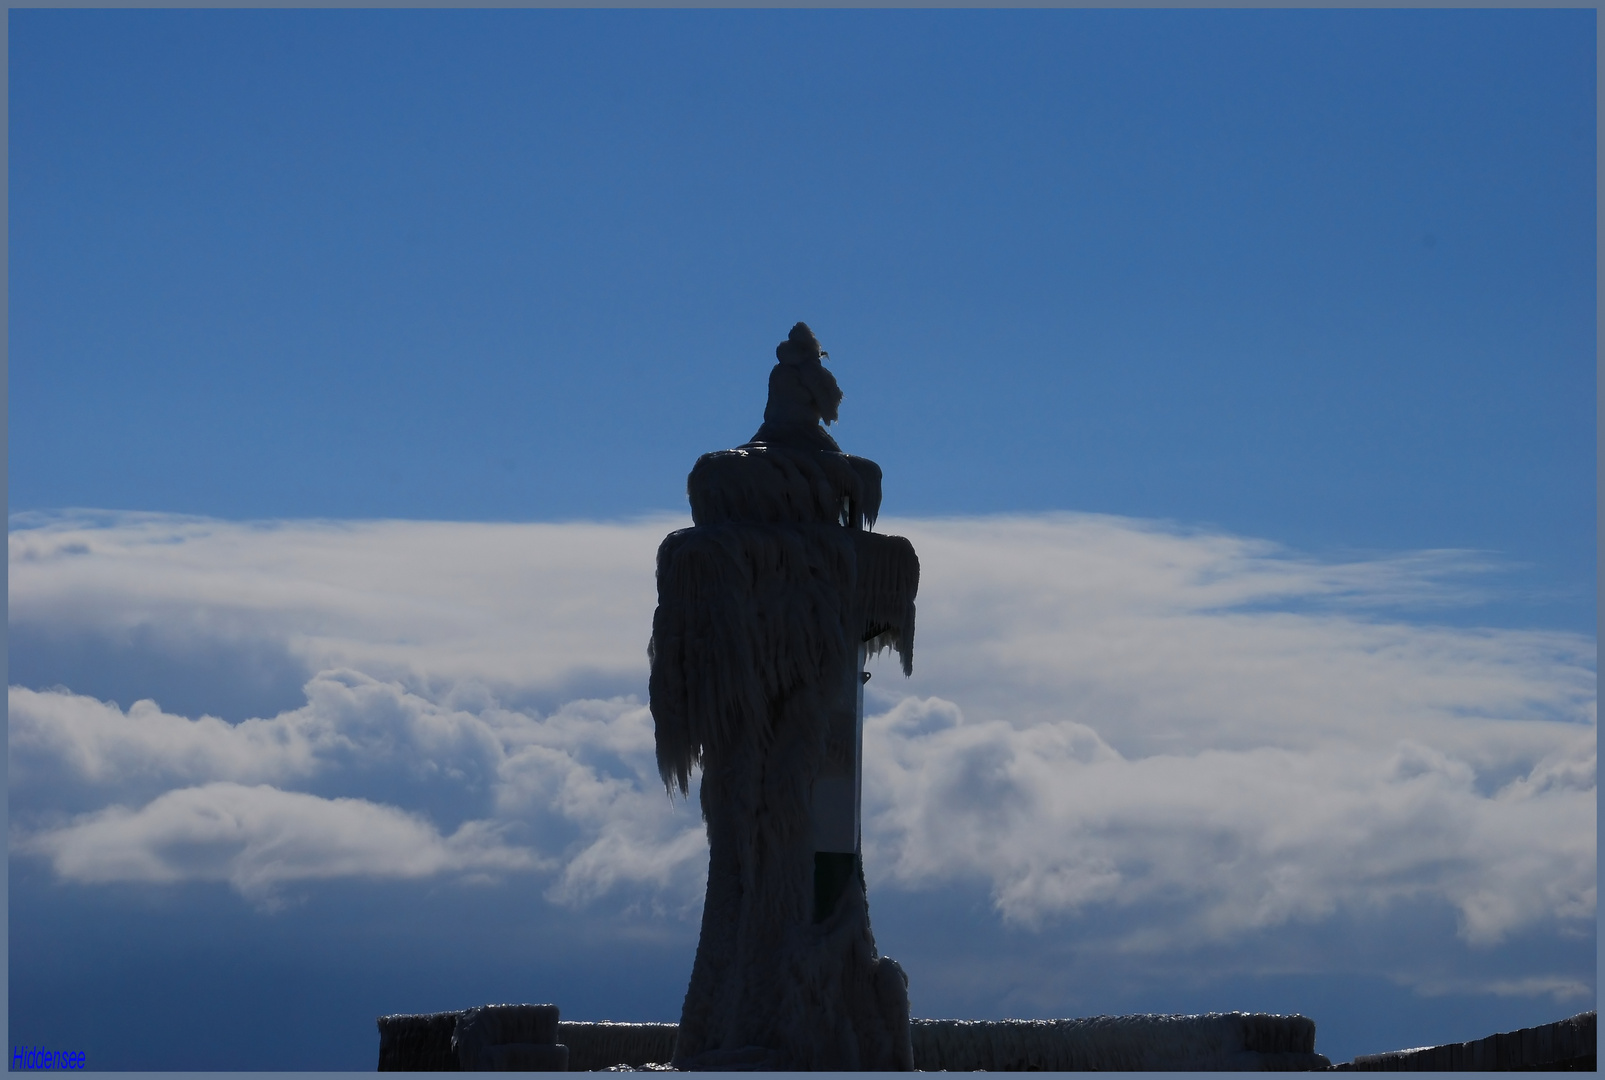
[
  {"xmin": 10, "ymin": 684, "xmax": 329, "ymax": 786},
  {"xmin": 10, "ymin": 669, "xmax": 708, "ymax": 907},
  {"xmin": 849, "ymin": 516, "xmax": 1595, "ymax": 952},
  {"xmin": 862, "ymin": 696, "xmax": 1594, "ymax": 949},
  {"xmin": 7, "ymin": 509, "xmax": 1594, "ymax": 997},
  {"xmin": 16, "ymin": 781, "xmax": 539, "ymax": 905}
]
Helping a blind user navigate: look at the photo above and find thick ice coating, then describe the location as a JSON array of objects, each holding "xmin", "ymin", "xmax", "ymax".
[{"xmin": 647, "ymin": 325, "xmax": 919, "ymax": 1070}]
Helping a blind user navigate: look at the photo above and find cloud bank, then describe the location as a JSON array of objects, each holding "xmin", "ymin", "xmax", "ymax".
[
  {"xmin": 17, "ymin": 780, "xmax": 538, "ymax": 903},
  {"xmin": 8, "ymin": 510, "xmax": 1594, "ymax": 996},
  {"xmin": 10, "ymin": 671, "xmax": 706, "ymax": 913}
]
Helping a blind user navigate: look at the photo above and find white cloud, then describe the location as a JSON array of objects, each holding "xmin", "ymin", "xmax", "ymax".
[
  {"xmin": 8, "ymin": 510, "xmax": 683, "ymax": 693},
  {"xmin": 549, "ymin": 820, "xmax": 710, "ymax": 909},
  {"xmin": 862, "ymin": 696, "xmax": 1594, "ymax": 948},
  {"xmin": 850, "ymin": 516, "xmax": 1593, "ymax": 949},
  {"xmin": 16, "ymin": 781, "xmax": 540, "ymax": 904},
  {"xmin": 7, "ymin": 509, "xmax": 1594, "ymax": 992},
  {"xmin": 1409, "ymin": 974, "xmax": 1596, "ymax": 1003},
  {"xmin": 886, "ymin": 515, "xmax": 1593, "ymax": 758},
  {"xmin": 10, "ymin": 669, "xmax": 708, "ymax": 906},
  {"xmin": 9, "ymin": 684, "xmax": 330, "ymax": 785}
]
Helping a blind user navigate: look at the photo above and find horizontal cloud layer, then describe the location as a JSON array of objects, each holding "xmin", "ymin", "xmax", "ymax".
[
  {"xmin": 17, "ymin": 781, "xmax": 540, "ymax": 904},
  {"xmin": 8, "ymin": 509, "xmax": 1595, "ymax": 997},
  {"xmin": 9, "ymin": 510, "xmax": 679, "ymax": 703}
]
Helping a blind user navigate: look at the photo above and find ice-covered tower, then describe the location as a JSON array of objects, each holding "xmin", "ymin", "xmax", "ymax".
[{"xmin": 649, "ymin": 323, "xmax": 919, "ymax": 1071}]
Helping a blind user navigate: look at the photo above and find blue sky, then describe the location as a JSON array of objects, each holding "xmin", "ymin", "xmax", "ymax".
[{"xmin": 7, "ymin": 8, "xmax": 1596, "ymax": 1071}]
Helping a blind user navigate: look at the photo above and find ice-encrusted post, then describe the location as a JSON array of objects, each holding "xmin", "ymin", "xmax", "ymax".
[{"xmin": 649, "ymin": 324, "xmax": 918, "ymax": 1071}]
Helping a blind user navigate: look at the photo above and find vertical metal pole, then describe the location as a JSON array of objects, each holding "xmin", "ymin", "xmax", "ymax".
[
  {"xmin": 812, "ymin": 639, "xmax": 867, "ymax": 921},
  {"xmin": 855, "ymin": 639, "xmax": 866, "ymax": 855}
]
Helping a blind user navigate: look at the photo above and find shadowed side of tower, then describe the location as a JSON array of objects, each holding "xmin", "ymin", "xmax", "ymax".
[{"xmin": 648, "ymin": 326, "xmax": 918, "ymax": 1071}]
